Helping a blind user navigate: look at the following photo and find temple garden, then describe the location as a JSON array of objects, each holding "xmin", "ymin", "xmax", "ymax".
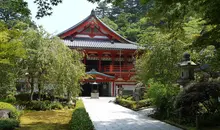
[{"xmin": 1, "ymin": 0, "xmax": 220, "ymax": 130}]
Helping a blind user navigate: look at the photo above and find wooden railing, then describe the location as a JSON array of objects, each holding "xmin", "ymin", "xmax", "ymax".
[{"xmin": 103, "ymin": 65, "xmax": 135, "ymax": 73}]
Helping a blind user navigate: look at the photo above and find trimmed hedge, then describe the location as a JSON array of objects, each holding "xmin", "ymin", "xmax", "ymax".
[
  {"xmin": 115, "ymin": 97, "xmax": 152, "ymax": 110},
  {"xmin": 0, "ymin": 102, "xmax": 20, "ymax": 120},
  {"xmin": 69, "ymin": 100, "xmax": 94, "ymax": 130},
  {"xmin": 0, "ymin": 119, "xmax": 19, "ymax": 130}
]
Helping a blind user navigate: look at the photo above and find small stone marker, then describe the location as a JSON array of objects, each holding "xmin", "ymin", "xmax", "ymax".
[{"xmin": 0, "ymin": 109, "xmax": 11, "ymax": 119}]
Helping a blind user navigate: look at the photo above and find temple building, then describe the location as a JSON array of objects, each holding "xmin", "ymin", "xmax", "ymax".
[{"xmin": 57, "ymin": 10, "xmax": 141, "ymax": 97}]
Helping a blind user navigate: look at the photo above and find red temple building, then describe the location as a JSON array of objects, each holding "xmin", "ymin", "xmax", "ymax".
[{"xmin": 57, "ymin": 10, "xmax": 141, "ymax": 97}]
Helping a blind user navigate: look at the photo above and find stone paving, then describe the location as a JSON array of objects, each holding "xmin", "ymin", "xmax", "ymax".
[{"xmin": 82, "ymin": 97, "xmax": 182, "ymax": 130}]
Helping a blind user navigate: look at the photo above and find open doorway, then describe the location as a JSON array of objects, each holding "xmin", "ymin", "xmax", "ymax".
[{"xmin": 80, "ymin": 82, "xmax": 110, "ymax": 97}]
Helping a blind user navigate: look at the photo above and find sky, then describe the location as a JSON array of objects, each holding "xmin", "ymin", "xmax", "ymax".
[{"xmin": 26, "ymin": 0, "xmax": 97, "ymax": 35}]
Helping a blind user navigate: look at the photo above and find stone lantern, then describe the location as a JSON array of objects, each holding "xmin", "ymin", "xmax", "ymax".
[{"xmin": 177, "ymin": 53, "xmax": 198, "ymax": 88}]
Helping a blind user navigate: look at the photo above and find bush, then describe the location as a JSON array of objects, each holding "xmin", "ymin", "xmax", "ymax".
[
  {"xmin": 122, "ymin": 95, "xmax": 131, "ymax": 99},
  {"xmin": 4, "ymin": 95, "xmax": 16, "ymax": 104},
  {"xmin": 15, "ymin": 93, "xmax": 29, "ymax": 101},
  {"xmin": 115, "ymin": 97, "xmax": 151, "ymax": 110},
  {"xmin": 0, "ymin": 95, "xmax": 16, "ymax": 104},
  {"xmin": 69, "ymin": 100, "xmax": 94, "ymax": 130},
  {"xmin": 50, "ymin": 102, "xmax": 63, "ymax": 110},
  {"xmin": 65, "ymin": 104, "xmax": 75, "ymax": 109},
  {"xmin": 116, "ymin": 98, "xmax": 135, "ymax": 108},
  {"xmin": 0, "ymin": 102, "xmax": 20, "ymax": 120},
  {"xmin": 138, "ymin": 99, "xmax": 152, "ymax": 108},
  {"xmin": 174, "ymin": 81, "xmax": 220, "ymax": 125},
  {"xmin": 126, "ymin": 96, "xmax": 133, "ymax": 101},
  {"xmin": 25, "ymin": 100, "xmax": 51, "ymax": 111},
  {"xmin": 17, "ymin": 100, "xmax": 64, "ymax": 111},
  {"xmin": 199, "ymin": 112, "xmax": 220, "ymax": 127},
  {"xmin": 147, "ymin": 79, "xmax": 179, "ymax": 118},
  {"xmin": 0, "ymin": 119, "xmax": 19, "ymax": 130},
  {"xmin": 15, "ymin": 93, "xmax": 68, "ymax": 102}
]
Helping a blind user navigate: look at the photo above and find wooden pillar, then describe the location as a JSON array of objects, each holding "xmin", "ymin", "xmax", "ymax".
[
  {"xmin": 84, "ymin": 52, "xmax": 87, "ymax": 64},
  {"xmin": 111, "ymin": 52, "xmax": 115, "ymax": 65},
  {"xmin": 98, "ymin": 52, "xmax": 102, "ymax": 72},
  {"xmin": 112, "ymin": 81, "xmax": 115, "ymax": 96},
  {"xmin": 111, "ymin": 53, "xmax": 116, "ymax": 72},
  {"xmin": 124, "ymin": 54, "xmax": 127, "ymax": 65}
]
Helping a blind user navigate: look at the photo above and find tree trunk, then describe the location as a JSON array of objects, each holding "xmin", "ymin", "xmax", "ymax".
[
  {"xmin": 67, "ymin": 91, "xmax": 72, "ymax": 104},
  {"xmin": 38, "ymin": 83, "xmax": 41, "ymax": 101},
  {"xmin": 30, "ymin": 77, "xmax": 34, "ymax": 101}
]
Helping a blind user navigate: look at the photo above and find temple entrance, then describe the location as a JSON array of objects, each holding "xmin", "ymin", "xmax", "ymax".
[
  {"xmin": 81, "ymin": 83, "xmax": 91, "ymax": 96},
  {"xmin": 80, "ymin": 82, "xmax": 110, "ymax": 97},
  {"xmin": 99, "ymin": 83, "xmax": 110, "ymax": 96}
]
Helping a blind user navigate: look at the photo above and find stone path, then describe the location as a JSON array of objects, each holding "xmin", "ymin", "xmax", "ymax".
[{"xmin": 82, "ymin": 97, "xmax": 181, "ymax": 130}]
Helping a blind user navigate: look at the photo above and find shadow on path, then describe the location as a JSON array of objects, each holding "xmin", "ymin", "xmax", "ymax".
[{"xmin": 82, "ymin": 97, "xmax": 181, "ymax": 130}]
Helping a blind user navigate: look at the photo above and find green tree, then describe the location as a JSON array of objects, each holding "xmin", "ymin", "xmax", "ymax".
[
  {"xmin": 139, "ymin": 0, "xmax": 220, "ymax": 71},
  {"xmin": 101, "ymin": 17, "xmax": 118, "ymax": 31},
  {"xmin": 136, "ymin": 27, "xmax": 183, "ymax": 84},
  {"xmin": 46, "ymin": 38, "xmax": 85, "ymax": 102},
  {"xmin": 0, "ymin": 22, "xmax": 26, "ymax": 98},
  {"xmin": 95, "ymin": 0, "xmax": 111, "ymax": 18},
  {"xmin": 21, "ymin": 28, "xmax": 85, "ymax": 101},
  {"xmin": 0, "ymin": 0, "xmax": 32, "ymax": 27},
  {"xmin": 21, "ymin": 28, "xmax": 47, "ymax": 100}
]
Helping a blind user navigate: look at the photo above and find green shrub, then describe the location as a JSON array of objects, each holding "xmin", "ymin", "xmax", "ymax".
[
  {"xmin": 0, "ymin": 102, "xmax": 20, "ymax": 120},
  {"xmin": 15, "ymin": 93, "xmax": 68, "ymax": 102},
  {"xmin": 0, "ymin": 95, "xmax": 16, "ymax": 104},
  {"xmin": 28, "ymin": 100, "xmax": 51, "ymax": 111},
  {"xmin": 137, "ymin": 99, "xmax": 152, "ymax": 108},
  {"xmin": 51, "ymin": 102, "xmax": 63, "ymax": 110},
  {"xmin": 15, "ymin": 93, "xmax": 29, "ymax": 101},
  {"xmin": 126, "ymin": 96, "xmax": 133, "ymax": 101},
  {"xmin": 199, "ymin": 112, "xmax": 220, "ymax": 127},
  {"xmin": 65, "ymin": 104, "xmax": 75, "ymax": 109},
  {"xmin": 122, "ymin": 95, "xmax": 130, "ymax": 99},
  {"xmin": 174, "ymin": 81, "xmax": 220, "ymax": 125},
  {"xmin": 147, "ymin": 79, "xmax": 179, "ymax": 117},
  {"xmin": 17, "ymin": 101, "xmax": 65, "ymax": 111},
  {"xmin": 69, "ymin": 100, "xmax": 94, "ymax": 130},
  {"xmin": 0, "ymin": 119, "xmax": 19, "ymax": 130},
  {"xmin": 116, "ymin": 98, "xmax": 134, "ymax": 108},
  {"xmin": 4, "ymin": 95, "xmax": 16, "ymax": 103},
  {"xmin": 115, "ymin": 98, "xmax": 151, "ymax": 110}
]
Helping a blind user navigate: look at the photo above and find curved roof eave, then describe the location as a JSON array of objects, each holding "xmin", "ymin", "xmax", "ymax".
[{"xmin": 86, "ymin": 69, "xmax": 115, "ymax": 78}]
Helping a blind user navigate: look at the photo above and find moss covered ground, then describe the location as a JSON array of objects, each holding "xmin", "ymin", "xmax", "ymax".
[{"xmin": 16, "ymin": 109, "xmax": 73, "ymax": 130}]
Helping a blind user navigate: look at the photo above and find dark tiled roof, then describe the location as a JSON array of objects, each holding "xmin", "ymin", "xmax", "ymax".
[{"xmin": 63, "ymin": 40, "xmax": 140, "ymax": 50}]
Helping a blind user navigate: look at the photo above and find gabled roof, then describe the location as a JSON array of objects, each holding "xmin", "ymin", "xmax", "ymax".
[
  {"xmin": 63, "ymin": 39, "xmax": 140, "ymax": 50},
  {"xmin": 57, "ymin": 10, "xmax": 136, "ymax": 44}
]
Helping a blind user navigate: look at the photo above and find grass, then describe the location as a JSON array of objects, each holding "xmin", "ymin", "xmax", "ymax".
[{"xmin": 16, "ymin": 109, "xmax": 73, "ymax": 130}]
